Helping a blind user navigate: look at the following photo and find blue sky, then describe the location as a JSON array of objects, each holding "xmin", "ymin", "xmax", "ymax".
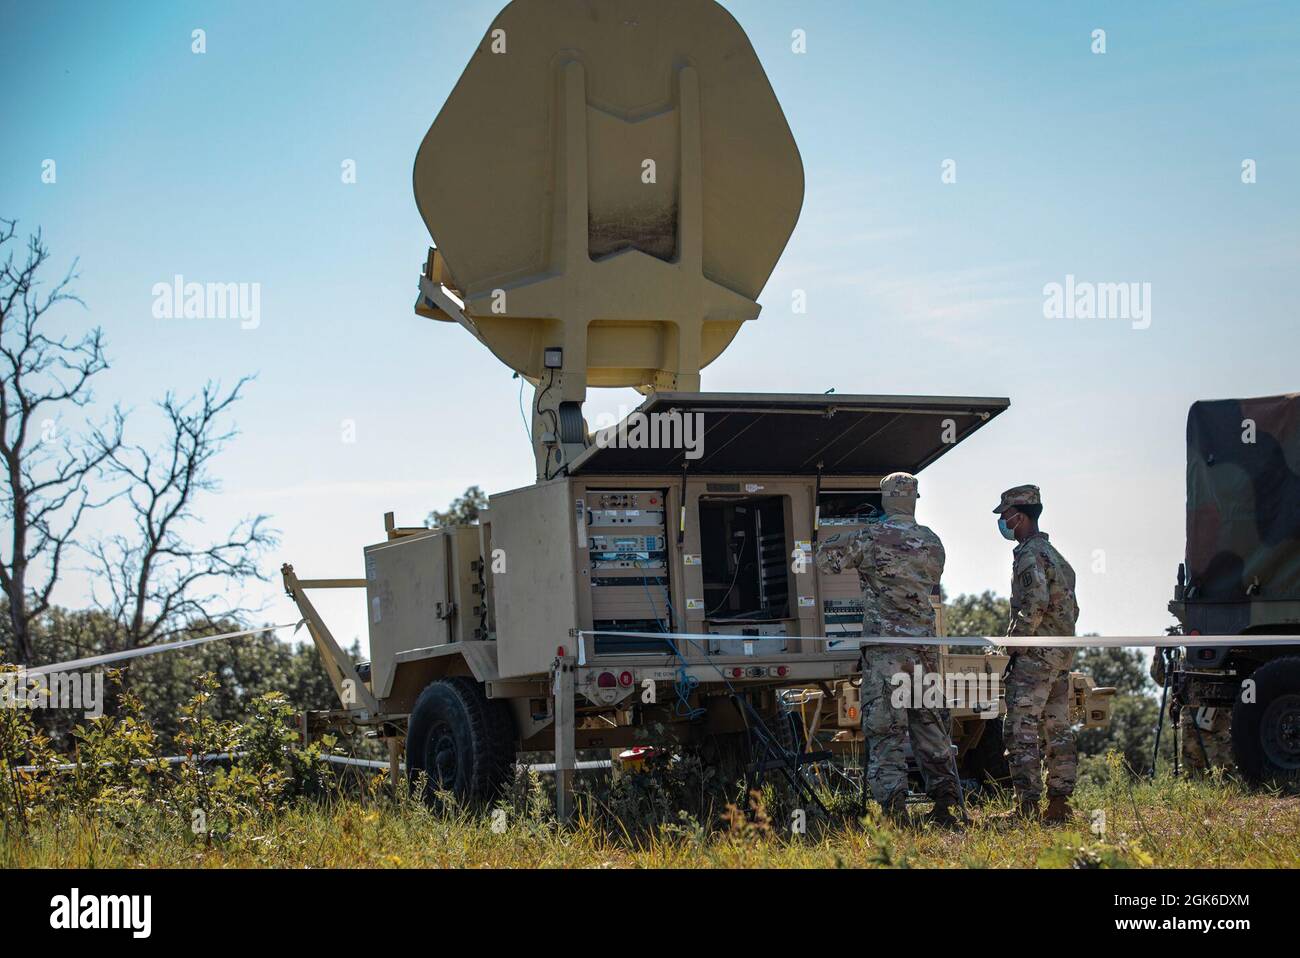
[{"xmin": 2, "ymin": 0, "xmax": 1298, "ymax": 653}]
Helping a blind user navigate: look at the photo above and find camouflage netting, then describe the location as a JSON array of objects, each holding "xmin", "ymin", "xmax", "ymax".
[{"xmin": 1186, "ymin": 394, "xmax": 1300, "ymax": 601}]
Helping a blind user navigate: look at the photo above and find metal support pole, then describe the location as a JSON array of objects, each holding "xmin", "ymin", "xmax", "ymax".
[{"xmin": 552, "ymin": 655, "xmax": 577, "ymax": 823}]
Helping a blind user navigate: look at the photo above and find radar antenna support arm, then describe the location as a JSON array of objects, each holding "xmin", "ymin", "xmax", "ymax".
[{"xmin": 532, "ymin": 363, "xmax": 587, "ymax": 481}]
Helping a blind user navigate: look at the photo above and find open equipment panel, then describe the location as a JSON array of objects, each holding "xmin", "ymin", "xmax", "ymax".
[
  {"xmin": 817, "ymin": 488, "xmax": 884, "ymax": 648},
  {"xmin": 482, "ymin": 392, "xmax": 1008, "ymax": 682},
  {"xmin": 587, "ymin": 488, "xmax": 674, "ymax": 654}
]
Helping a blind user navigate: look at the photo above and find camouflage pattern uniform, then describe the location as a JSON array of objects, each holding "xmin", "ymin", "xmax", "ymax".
[
  {"xmin": 816, "ymin": 473, "xmax": 960, "ymax": 811},
  {"xmin": 1150, "ymin": 652, "xmax": 1236, "ymax": 773},
  {"xmin": 1180, "ymin": 707, "xmax": 1235, "ymax": 771},
  {"xmin": 994, "ymin": 485, "xmax": 1080, "ymax": 803}
]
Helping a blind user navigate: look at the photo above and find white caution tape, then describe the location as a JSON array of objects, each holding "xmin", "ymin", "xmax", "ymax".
[
  {"xmin": 19, "ymin": 622, "xmax": 304, "ymax": 676},
  {"xmin": 577, "ymin": 629, "xmax": 1300, "ymax": 649},
  {"xmin": 15, "ymin": 753, "xmax": 613, "ymax": 775},
  {"xmin": 14, "ymin": 752, "xmax": 245, "ymax": 773},
  {"xmin": 17, "ymin": 753, "xmax": 384, "ymax": 774},
  {"xmin": 301, "ymin": 755, "xmax": 614, "ymax": 773},
  {"xmin": 17, "ymin": 751, "xmax": 352, "ymax": 774}
]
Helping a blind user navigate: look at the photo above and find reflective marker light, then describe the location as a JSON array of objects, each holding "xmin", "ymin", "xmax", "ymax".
[
  {"xmin": 597, "ymin": 672, "xmax": 617, "ymax": 688},
  {"xmin": 619, "ymin": 671, "xmax": 634, "ymax": 687}
]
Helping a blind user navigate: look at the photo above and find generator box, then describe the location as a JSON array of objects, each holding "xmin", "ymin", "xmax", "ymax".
[{"xmin": 364, "ymin": 525, "xmax": 481, "ymax": 698}]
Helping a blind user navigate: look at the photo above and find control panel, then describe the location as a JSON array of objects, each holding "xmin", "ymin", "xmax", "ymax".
[
  {"xmin": 707, "ymin": 620, "xmax": 787, "ymax": 656},
  {"xmin": 817, "ymin": 508, "xmax": 875, "ymax": 649},
  {"xmin": 586, "ymin": 489, "xmax": 673, "ymax": 645},
  {"xmin": 589, "ymin": 533, "xmax": 667, "ymax": 569}
]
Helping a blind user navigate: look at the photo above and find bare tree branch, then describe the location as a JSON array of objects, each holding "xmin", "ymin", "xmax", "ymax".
[
  {"xmin": 0, "ymin": 218, "xmax": 123, "ymax": 663},
  {"xmin": 90, "ymin": 377, "xmax": 279, "ymax": 648}
]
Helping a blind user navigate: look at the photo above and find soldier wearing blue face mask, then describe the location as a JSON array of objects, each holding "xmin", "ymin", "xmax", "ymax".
[{"xmin": 991, "ymin": 484, "xmax": 1079, "ymax": 824}]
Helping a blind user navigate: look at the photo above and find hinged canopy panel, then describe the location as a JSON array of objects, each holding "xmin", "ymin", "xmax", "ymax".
[{"xmin": 568, "ymin": 392, "xmax": 1010, "ymax": 476}]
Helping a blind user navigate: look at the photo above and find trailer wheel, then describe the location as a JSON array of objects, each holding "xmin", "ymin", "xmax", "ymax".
[
  {"xmin": 406, "ymin": 676, "xmax": 516, "ymax": 805},
  {"xmin": 1231, "ymin": 655, "xmax": 1300, "ymax": 785}
]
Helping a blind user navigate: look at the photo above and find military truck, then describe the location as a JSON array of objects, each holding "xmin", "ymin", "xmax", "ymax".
[
  {"xmin": 1166, "ymin": 394, "xmax": 1300, "ymax": 784},
  {"xmin": 282, "ymin": 0, "xmax": 1112, "ymax": 817}
]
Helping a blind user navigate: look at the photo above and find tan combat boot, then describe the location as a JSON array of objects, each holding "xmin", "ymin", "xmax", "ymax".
[{"xmin": 1043, "ymin": 795, "xmax": 1072, "ymax": 824}]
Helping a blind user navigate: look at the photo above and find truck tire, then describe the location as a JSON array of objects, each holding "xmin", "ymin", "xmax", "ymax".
[
  {"xmin": 1231, "ymin": 655, "xmax": 1300, "ymax": 785},
  {"xmin": 406, "ymin": 676, "xmax": 516, "ymax": 805}
]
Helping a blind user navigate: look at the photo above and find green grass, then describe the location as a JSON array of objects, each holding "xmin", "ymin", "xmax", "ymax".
[{"xmin": 4, "ymin": 772, "xmax": 1297, "ymax": 869}]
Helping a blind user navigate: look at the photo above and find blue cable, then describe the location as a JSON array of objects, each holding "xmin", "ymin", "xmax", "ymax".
[{"xmin": 633, "ymin": 561, "xmax": 704, "ymax": 720}]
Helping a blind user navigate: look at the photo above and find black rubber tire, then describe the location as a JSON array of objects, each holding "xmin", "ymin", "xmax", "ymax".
[
  {"xmin": 405, "ymin": 677, "xmax": 516, "ymax": 805},
  {"xmin": 1231, "ymin": 655, "xmax": 1300, "ymax": 785},
  {"xmin": 960, "ymin": 718, "xmax": 1011, "ymax": 792}
]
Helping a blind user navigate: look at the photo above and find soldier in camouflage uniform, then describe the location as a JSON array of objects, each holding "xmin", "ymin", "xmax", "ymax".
[
  {"xmin": 816, "ymin": 472, "xmax": 962, "ymax": 828},
  {"xmin": 1150, "ymin": 651, "xmax": 1236, "ymax": 774},
  {"xmin": 992, "ymin": 485, "xmax": 1079, "ymax": 824}
]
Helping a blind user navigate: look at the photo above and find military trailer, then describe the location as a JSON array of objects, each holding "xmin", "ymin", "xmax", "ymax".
[
  {"xmin": 1166, "ymin": 394, "xmax": 1300, "ymax": 783},
  {"xmin": 282, "ymin": 0, "xmax": 1113, "ymax": 816}
]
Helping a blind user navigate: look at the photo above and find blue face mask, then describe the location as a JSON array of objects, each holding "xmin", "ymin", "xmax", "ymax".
[{"xmin": 998, "ymin": 517, "xmax": 1016, "ymax": 540}]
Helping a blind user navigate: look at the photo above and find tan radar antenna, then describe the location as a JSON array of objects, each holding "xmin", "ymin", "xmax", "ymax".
[{"xmin": 413, "ymin": 0, "xmax": 804, "ymax": 479}]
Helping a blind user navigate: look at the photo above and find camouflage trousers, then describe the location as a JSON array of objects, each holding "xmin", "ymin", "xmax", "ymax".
[
  {"xmin": 1003, "ymin": 645, "xmax": 1077, "ymax": 801},
  {"xmin": 1179, "ymin": 706, "xmax": 1235, "ymax": 773},
  {"xmin": 859, "ymin": 644, "xmax": 961, "ymax": 809}
]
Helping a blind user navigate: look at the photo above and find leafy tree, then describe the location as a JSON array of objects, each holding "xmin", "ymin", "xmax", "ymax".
[
  {"xmin": 943, "ymin": 590, "xmax": 1008, "ymax": 640},
  {"xmin": 427, "ymin": 485, "xmax": 488, "ymax": 527}
]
